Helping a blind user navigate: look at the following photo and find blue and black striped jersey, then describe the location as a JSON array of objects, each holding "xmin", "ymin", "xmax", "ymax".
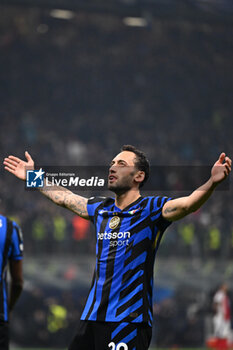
[
  {"xmin": 0, "ymin": 215, "xmax": 23, "ymax": 321},
  {"xmin": 81, "ymin": 195, "xmax": 172, "ymax": 326}
]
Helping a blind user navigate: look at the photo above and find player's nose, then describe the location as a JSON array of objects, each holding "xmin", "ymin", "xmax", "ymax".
[{"xmin": 109, "ymin": 165, "xmax": 117, "ymax": 174}]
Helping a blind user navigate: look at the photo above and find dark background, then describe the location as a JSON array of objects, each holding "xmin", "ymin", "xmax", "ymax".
[{"xmin": 0, "ymin": 1, "xmax": 233, "ymax": 347}]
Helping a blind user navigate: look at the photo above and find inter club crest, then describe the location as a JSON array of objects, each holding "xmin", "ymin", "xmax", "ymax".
[{"xmin": 109, "ymin": 216, "xmax": 120, "ymax": 229}]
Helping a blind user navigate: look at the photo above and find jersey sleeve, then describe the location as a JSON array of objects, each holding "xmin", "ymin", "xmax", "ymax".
[
  {"xmin": 87, "ymin": 196, "xmax": 106, "ymax": 223},
  {"xmin": 150, "ymin": 196, "xmax": 173, "ymax": 231},
  {"xmin": 8, "ymin": 222, "xmax": 24, "ymax": 260}
]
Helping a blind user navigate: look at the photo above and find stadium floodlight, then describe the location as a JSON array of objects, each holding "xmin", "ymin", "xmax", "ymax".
[
  {"xmin": 50, "ymin": 9, "xmax": 75, "ymax": 20},
  {"xmin": 123, "ymin": 16, "xmax": 148, "ymax": 27}
]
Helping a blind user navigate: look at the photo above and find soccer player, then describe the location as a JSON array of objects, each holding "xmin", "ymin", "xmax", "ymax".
[
  {"xmin": 0, "ymin": 215, "xmax": 24, "ymax": 350},
  {"xmin": 212, "ymin": 283, "xmax": 232, "ymax": 348},
  {"xmin": 3, "ymin": 145, "xmax": 231, "ymax": 350}
]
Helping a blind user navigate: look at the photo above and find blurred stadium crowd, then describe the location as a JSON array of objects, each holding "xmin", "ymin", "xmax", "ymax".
[
  {"xmin": 1, "ymin": 7, "xmax": 233, "ymax": 260},
  {"xmin": 0, "ymin": 6, "xmax": 233, "ymax": 347}
]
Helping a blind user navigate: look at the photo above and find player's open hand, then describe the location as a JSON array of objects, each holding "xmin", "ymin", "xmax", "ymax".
[
  {"xmin": 3, "ymin": 151, "xmax": 34, "ymax": 181},
  {"xmin": 211, "ymin": 153, "xmax": 231, "ymax": 185}
]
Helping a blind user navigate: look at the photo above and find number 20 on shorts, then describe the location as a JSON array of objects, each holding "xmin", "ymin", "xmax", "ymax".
[{"xmin": 108, "ymin": 341, "xmax": 128, "ymax": 350}]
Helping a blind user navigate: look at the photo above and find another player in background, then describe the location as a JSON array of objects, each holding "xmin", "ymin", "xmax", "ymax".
[
  {"xmin": 0, "ymin": 215, "xmax": 24, "ymax": 350},
  {"xmin": 213, "ymin": 283, "xmax": 232, "ymax": 348},
  {"xmin": 3, "ymin": 145, "xmax": 231, "ymax": 350}
]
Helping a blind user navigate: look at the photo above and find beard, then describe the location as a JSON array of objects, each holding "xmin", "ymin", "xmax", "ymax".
[
  {"xmin": 108, "ymin": 172, "xmax": 135, "ymax": 195},
  {"xmin": 108, "ymin": 183, "xmax": 131, "ymax": 195}
]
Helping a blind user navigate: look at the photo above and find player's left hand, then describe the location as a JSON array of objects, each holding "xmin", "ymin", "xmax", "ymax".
[{"xmin": 211, "ymin": 153, "xmax": 231, "ymax": 185}]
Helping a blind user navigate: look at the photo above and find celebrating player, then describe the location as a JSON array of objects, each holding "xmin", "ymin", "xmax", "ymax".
[{"xmin": 3, "ymin": 145, "xmax": 231, "ymax": 350}]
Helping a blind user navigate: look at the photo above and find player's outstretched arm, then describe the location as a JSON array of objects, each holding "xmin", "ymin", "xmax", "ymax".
[
  {"xmin": 4, "ymin": 152, "xmax": 89, "ymax": 219},
  {"xmin": 162, "ymin": 153, "xmax": 232, "ymax": 221},
  {"xmin": 40, "ymin": 183, "xmax": 89, "ymax": 218}
]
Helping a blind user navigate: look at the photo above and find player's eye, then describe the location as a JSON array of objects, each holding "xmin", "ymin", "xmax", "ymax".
[{"xmin": 118, "ymin": 161, "xmax": 127, "ymax": 166}]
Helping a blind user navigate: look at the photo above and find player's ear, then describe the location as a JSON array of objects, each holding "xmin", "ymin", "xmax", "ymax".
[{"xmin": 134, "ymin": 171, "xmax": 145, "ymax": 186}]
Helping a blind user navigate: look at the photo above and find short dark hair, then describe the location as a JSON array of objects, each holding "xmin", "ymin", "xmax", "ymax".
[{"xmin": 121, "ymin": 145, "xmax": 150, "ymax": 188}]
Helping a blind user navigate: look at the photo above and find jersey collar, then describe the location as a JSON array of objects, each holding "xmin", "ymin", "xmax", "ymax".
[{"xmin": 99, "ymin": 196, "xmax": 144, "ymax": 217}]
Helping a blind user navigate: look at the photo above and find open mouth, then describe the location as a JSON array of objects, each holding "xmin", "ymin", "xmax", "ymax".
[{"xmin": 108, "ymin": 175, "xmax": 117, "ymax": 182}]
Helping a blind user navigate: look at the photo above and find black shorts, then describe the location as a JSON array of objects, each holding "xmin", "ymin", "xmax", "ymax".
[
  {"xmin": 69, "ymin": 320, "xmax": 152, "ymax": 350},
  {"xmin": 0, "ymin": 322, "xmax": 9, "ymax": 350}
]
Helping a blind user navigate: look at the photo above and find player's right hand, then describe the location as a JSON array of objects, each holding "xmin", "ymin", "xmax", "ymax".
[{"xmin": 3, "ymin": 151, "xmax": 34, "ymax": 181}]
